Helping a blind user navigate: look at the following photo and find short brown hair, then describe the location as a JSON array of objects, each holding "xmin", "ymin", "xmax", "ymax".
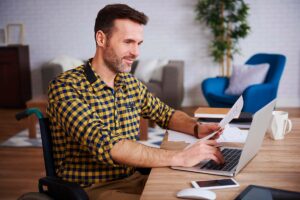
[{"xmin": 94, "ymin": 4, "xmax": 148, "ymax": 40}]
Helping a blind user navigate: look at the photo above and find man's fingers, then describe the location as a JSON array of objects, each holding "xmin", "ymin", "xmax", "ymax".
[
  {"xmin": 203, "ymin": 144, "xmax": 224, "ymax": 164},
  {"xmin": 211, "ymin": 127, "xmax": 224, "ymax": 139},
  {"xmin": 207, "ymin": 151, "xmax": 224, "ymax": 164},
  {"xmin": 207, "ymin": 123, "xmax": 219, "ymax": 131},
  {"xmin": 179, "ymin": 140, "xmax": 225, "ymax": 167},
  {"xmin": 208, "ymin": 154, "xmax": 221, "ymax": 164},
  {"xmin": 214, "ymin": 148, "xmax": 224, "ymax": 164},
  {"xmin": 211, "ymin": 131, "xmax": 222, "ymax": 139},
  {"xmin": 203, "ymin": 139, "xmax": 218, "ymax": 146}
]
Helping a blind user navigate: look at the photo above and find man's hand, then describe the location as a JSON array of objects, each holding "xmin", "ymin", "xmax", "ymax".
[
  {"xmin": 171, "ymin": 139, "xmax": 224, "ymax": 167},
  {"xmin": 196, "ymin": 123, "xmax": 223, "ymax": 139}
]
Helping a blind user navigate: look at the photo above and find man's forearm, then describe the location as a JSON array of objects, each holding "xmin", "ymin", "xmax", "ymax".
[
  {"xmin": 110, "ymin": 139, "xmax": 180, "ymax": 167},
  {"xmin": 110, "ymin": 138, "xmax": 224, "ymax": 168},
  {"xmin": 168, "ymin": 110, "xmax": 197, "ymax": 136}
]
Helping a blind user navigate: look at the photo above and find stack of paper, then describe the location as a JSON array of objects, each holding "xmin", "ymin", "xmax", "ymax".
[{"xmin": 167, "ymin": 126, "xmax": 248, "ymax": 144}]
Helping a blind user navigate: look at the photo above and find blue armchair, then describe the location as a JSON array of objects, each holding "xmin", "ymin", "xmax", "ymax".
[{"xmin": 202, "ymin": 53, "xmax": 286, "ymax": 113}]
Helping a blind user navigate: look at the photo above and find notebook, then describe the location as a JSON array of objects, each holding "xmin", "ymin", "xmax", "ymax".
[{"xmin": 171, "ymin": 100, "xmax": 276, "ymax": 177}]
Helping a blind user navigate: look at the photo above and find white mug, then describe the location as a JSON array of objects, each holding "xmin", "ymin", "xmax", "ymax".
[{"xmin": 267, "ymin": 111, "xmax": 292, "ymax": 140}]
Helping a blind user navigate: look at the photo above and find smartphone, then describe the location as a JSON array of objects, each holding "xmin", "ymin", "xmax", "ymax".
[{"xmin": 191, "ymin": 178, "xmax": 239, "ymax": 190}]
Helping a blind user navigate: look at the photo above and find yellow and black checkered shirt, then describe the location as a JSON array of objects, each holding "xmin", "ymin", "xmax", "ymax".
[{"xmin": 47, "ymin": 61, "xmax": 174, "ymax": 186}]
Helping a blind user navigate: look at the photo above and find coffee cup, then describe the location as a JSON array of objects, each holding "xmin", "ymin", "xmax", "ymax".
[{"xmin": 267, "ymin": 111, "xmax": 292, "ymax": 140}]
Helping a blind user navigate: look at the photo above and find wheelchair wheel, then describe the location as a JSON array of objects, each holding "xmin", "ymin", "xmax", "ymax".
[{"xmin": 17, "ymin": 192, "xmax": 53, "ymax": 200}]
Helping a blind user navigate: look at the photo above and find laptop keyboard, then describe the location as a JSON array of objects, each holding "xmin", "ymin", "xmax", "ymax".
[{"xmin": 201, "ymin": 148, "xmax": 242, "ymax": 171}]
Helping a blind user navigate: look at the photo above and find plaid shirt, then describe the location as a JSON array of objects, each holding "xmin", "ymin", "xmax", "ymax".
[{"xmin": 47, "ymin": 60, "xmax": 174, "ymax": 186}]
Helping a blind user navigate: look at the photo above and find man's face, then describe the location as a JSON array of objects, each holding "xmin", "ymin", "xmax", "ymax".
[{"xmin": 102, "ymin": 19, "xmax": 144, "ymax": 73}]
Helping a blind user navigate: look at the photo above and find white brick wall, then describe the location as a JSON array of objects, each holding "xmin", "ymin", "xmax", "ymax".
[{"xmin": 0, "ymin": 0, "xmax": 299, "ymax": 107}]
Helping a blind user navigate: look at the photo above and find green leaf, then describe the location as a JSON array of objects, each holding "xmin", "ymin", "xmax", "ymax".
[{"xmin": 195, "ymin": 0, "xmax": 250, "ymax": 66}]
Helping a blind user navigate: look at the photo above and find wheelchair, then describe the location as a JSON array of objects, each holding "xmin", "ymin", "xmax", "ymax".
[{"xmin": 16, "ymin": 108, "xmax": 89, "ymax": 200}]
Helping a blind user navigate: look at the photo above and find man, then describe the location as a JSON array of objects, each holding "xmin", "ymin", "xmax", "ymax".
[{"xmin": 47, "ymin": 4, "xmax": 223, "ymax": 200}]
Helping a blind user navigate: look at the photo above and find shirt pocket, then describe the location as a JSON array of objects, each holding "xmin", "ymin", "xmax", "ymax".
[{"xmin": 118, "ymin": 98, "xmax": 140, "ymax": 137}]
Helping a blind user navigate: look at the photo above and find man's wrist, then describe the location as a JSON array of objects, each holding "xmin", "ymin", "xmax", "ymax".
[
  {"xmin": 194, "ymin": 122, "xmax": 200, "ymax": 138},
  {"xmin": 170, "ymin": 150, "xmax": 182, "ymax": 167}
]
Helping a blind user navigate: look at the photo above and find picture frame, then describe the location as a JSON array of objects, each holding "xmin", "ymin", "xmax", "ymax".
[{"xmin": 6, "ymin": 23, "xmax": 24, "ymax": 45}]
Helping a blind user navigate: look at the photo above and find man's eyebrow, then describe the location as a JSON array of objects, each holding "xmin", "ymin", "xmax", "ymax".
[{"xmin": 124, "ymin": 38, "xmax": 143, "ymax": 45}]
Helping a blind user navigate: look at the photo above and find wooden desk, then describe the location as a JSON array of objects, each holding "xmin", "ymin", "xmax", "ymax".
[{"xmin": 140, "ymin": 118, "xmax": 300, "ymax": 200}]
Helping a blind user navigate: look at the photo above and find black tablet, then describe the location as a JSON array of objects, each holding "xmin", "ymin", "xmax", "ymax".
[{"xmin": 235, "ymin": 185, "xmax": 300, "ymax": 200}]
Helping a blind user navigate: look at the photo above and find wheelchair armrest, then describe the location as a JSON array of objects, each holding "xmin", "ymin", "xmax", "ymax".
[{"xmin": 39, "ymin": 176, "xmax": 89, "ymax": 200}]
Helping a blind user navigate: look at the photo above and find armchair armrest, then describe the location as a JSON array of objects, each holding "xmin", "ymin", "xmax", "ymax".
[
  {"xmin": 162, "ymin": 60, "xmax": 184, "ymax": 108},
  {"xmin": 202, "ymin": 77, "xmax": 229, "ymax": 96},
  {"xmin": 243, "ymin": 83, "xmax": 276, "ymax": 113},
  {"xmin": 39, "ymin": 176, "xmax": 89, "ymax": 200}
]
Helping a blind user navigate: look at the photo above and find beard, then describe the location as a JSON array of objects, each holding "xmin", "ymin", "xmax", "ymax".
[{"xmin": 103, "ymin": 42, "xmax": 135, "ymax": 73}]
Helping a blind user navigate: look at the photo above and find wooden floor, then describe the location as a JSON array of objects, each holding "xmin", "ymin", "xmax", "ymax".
[{"xmin": 0, "ymin": 107, "xmax": 299, "ymax": 199}]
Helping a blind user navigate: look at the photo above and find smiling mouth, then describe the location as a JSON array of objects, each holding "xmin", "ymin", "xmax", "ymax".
[{"xmin": 123, "ymin": 58, "xmax": 135, "ymax": 65}]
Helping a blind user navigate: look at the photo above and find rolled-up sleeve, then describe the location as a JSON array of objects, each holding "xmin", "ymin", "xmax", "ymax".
[{"xmin": 139, "ymin": 83, "xmax": 175, "ymax": 128}]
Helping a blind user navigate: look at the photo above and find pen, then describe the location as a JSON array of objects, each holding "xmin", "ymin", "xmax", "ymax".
[
  {"xmin": 199, "ymin": 128, "xmax": 222, "ymax": 141},
  {"xmin": 184, "ymin": 128, "xmax": 222, "ymax": 149}
]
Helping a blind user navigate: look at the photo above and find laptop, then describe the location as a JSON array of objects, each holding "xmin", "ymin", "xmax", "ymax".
[{"xmin": 171, "ymin": 99, "xmax": 276, "ymax": 176}]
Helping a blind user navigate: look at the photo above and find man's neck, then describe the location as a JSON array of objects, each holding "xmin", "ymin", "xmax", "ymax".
[{"xmin": 91, "ymin": 55, "xmax": 116, "ymax": 89}]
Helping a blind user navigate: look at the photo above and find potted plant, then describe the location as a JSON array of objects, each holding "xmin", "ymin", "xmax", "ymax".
[{"xmin": 195, "ymin": 0, "xmax": 250, "ymax": 77}]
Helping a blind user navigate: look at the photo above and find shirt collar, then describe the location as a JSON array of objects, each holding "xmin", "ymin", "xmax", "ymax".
[{"xmin": 84, "ymin": 58, "xmax": 127, "ymax": 92}]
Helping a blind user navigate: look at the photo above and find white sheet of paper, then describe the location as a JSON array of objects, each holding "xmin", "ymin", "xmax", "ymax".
[
  {"xmin": 167, "ymin": 96, "xmax": 245, "ymax": 146},
  {"xmin": 195, "ymin": 96, "xmax": 244, "ymax": 142},
  {"xmin": 167, "ymin": 130, "xmax": 198, "ymax": 144},
  {"xmin": 168, "ymin": 125, "xmax": 248, "ymax": 144},
  {"xmin": 219, "ymin": 96, "xmax": 244, "ymax": 128},
  {"xmin": 217, "ymin": 125, "xmax": 248, "ymax": 143}
]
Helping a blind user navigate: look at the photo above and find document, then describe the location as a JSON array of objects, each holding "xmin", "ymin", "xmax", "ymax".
[
  {"xmin": 219, "ymin": 96, "xmax": 244, "ymax": 128},
  {"xmin": 168, "ymin": 96, "xmax": 245, "ymax": 144},
  {"xmin": 167, "ymin": 129, "xmax": 198, "ymax": 144},
  {"xmin": 217, "ymin": 125, "xmax": 248, "ymax": 143},
  {"xmin": 167, "ymin": 125, "xmax": 248, "ymax": 144},
  {"xmin": 198, "ymin": 96, "xmax": 244, "ymax": 140}
]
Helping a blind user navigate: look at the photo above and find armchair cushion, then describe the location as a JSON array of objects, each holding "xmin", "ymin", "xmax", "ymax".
[
  {"xmin": 131, "ymin": 59, "xmax": 184, "ymax": 109},
  {"xmin": 50, "ymin": 55, "xmax": 84, "ymax": 72},
  {"xmin": 41, "ymin": 56, "xmax": 84, "ymax": 94},
  {"xmin": 151, "ymin": 59, "xmax": 169, "ymax": 81},
  {"xmin": 134, "ymin": 59, "xmax": 159, "ymax": 82},
  {"xmin": 134, "ymin": 59, "xmax": 168, "ymax": 82},
  {"xmin": 225, "ymin": 63, "xmax": 270, "ymax": 95}
]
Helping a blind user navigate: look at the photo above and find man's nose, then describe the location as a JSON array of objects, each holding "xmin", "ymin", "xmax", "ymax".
[{"xmin": 131, "ymin": 45, "xmax": 139, "ymax": 57}]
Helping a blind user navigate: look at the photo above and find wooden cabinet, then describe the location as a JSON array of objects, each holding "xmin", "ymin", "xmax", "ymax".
[{"xmin": 0, "ymin": 46, "xmax": 32, "ymax": 107}]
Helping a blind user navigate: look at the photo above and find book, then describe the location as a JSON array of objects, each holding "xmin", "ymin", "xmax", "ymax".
[
  {"xmin": 195, "ymin": 108, "xmax": 253, "ymax": 123},
  {"xmin": 194, "ymin": 107, "xmax": 233, "ymax": 118},
  {"xmin": 229, "ymin": 122, "xmax": 251, "ymax": 129}
]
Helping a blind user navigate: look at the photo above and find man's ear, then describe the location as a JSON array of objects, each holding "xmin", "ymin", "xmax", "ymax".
[{"xmin": 95, "ymin": 31, "xmax": 107, "ymax": 47}]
